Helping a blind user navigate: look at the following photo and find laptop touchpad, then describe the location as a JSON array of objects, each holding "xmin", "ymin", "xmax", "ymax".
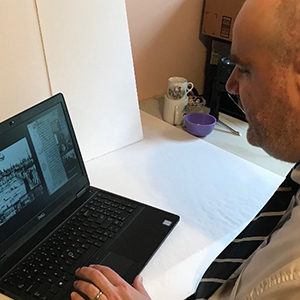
[{"xmin": 100, "ymin": 252, "xmax": 134, "ymax": 278}]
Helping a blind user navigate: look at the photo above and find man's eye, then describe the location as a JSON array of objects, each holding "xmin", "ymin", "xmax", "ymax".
[{"xmin": 237, "ymin": 67, "xmax": 250, "ymax": 74}]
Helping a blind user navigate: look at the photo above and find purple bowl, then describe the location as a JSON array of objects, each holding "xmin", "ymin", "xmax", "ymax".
[{"xmin": 184, "ymin": 113, "xmax": 216, "ymax": 137}]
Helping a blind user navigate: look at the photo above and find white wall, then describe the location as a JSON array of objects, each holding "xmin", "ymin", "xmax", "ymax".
[
  {"xmin": 0, "ymin": 0, "xmax": 143, "ymax": 162},
  {"xmin": 0, "ymin": 1, "xmax": 50, "ymax": 115},
  {"xmin": 126, "ymin": 0, "xmax": 207, "ymax": 100}
]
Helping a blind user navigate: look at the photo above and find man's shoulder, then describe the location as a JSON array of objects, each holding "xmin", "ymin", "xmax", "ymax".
[
  {"xmin": 239, "ymin": 204, "xmax": 300, "ymax": 299},
  {"xmin": 242, "ymin": 257, "xmax": 300, "ymax": 300}
]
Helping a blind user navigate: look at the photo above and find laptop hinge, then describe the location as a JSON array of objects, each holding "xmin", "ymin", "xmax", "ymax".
[{"xmin": 76, "ymin": 187, "xmax": 87, "ymax": 198}]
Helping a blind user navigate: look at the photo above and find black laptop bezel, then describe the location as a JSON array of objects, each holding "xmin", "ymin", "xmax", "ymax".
[
  {"xmin": 0, "ymin": 93, "xmax": 89, "ymax": 270},
  {"xmin": 0, "ymin": 93, "xmax": 181, "ymax": 300}
]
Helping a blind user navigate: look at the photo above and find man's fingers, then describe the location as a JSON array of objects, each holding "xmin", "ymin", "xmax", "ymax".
[
  {"xmin": 73, "ymin": 280, "xmax": 100, "ymax": 299},
  {"xmin": 133, "ymin": 275, "xmax": 150, "ymax": 297},
  {"xmin": 75, "ymin": 266, "xmax": 113, "ymax": 295},
  {"xmin": 89, "ymin": 265, "xmax": 150, "ymax": 297},
  {"xmin": 70, "ymin": 291, "xmax": 85, "ymax": 300},
  {"xmin": 74, "ymin": 265, "xmax": 152, "ymax": 300},
  {"xmin": 89, "ymin": 265, "xmax": 125, "ymax": 286}
]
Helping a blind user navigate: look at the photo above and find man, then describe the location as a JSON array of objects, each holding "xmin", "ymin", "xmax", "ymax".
[{"xmin": 71, "ymin": 0, "xmax": 300, "ymax": 299}]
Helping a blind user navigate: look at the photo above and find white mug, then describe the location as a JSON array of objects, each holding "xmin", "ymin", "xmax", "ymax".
[
  {"xmin": 163, "ymin": 95, "xmax": 188, "ymax": 125},
  {"xmin": 167, "ymin": 77, "xmax": 194, "ymax": 100}
]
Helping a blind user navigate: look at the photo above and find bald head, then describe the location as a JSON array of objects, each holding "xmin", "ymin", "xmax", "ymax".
[
  {"xmin": 272, "ymin": 0, "xmax": 300, "ymax": 64},
  {"xmin": 227, "ymin": 0, "xmax": 300, "ymax": 162},
  {"xmin": 236, "ymin": 0, "xmax": 300, "ymax": 65}
]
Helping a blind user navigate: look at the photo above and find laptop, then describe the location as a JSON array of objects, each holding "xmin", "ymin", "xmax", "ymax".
[{"xmin": 0, "ymin": 93, "xmax": 179, "ymax": 300}]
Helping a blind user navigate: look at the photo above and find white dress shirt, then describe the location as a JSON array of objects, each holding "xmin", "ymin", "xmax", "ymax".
[{"xmin": 209, "ymin": 189, "xmax": 300, "ymax": 300}]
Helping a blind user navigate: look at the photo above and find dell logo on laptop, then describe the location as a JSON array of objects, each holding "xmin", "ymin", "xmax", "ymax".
[{"xmin": 37, "ymin": 212, "xmax": 46, "ymax": 221}]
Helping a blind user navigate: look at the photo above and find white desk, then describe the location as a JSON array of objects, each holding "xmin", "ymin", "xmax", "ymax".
[
  {"xmin": 84, "ymin": 112, "xmax": 284, "ymax": 299},
  {"xmin": 139, "ymin": 96, "xmax": 293, "ymax": 177},
  {"xmin": 0, "ymin": 111, "xmax": 291, "ymax": 300}
]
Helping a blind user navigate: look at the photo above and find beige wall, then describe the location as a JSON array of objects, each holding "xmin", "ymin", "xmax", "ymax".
[{"xmin": 125, "ymin": 0, "xmax": 207, "ymax": 101}]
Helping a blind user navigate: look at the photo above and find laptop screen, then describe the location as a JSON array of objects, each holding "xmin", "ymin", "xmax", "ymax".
[{"xmin": 0, "ymin": 95, "xmax": 88, "ymax": 246}]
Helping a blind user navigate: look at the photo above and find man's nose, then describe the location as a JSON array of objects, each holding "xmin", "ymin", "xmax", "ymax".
[{"xmin": 226, "ymin": 67, "xmax": 239, "ymax": 95}]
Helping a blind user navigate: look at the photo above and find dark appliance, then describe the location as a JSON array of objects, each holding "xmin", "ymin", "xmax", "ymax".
[{"xmin": 209, "ymin": 57, "xmax": 246, "ymax": 121}]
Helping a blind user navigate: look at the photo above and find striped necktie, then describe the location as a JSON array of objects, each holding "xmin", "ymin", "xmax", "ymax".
[{"xmin": 186, "ymin": 163, "xmax": 300, "ymax": 300}]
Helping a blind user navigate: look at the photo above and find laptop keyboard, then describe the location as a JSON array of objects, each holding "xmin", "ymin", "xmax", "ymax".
[{"xmin": 1, "ymin": 191, "xmax": 138, "ymax": 300}]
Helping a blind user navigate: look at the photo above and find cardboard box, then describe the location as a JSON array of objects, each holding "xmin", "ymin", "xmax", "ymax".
[{"xmin": 201, "ymin": 0, "xmax": 246, "ymax": 41}]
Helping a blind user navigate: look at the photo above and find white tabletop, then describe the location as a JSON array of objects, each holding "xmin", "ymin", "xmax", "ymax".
[
  {"xmin": 0, "ymin": 111, "xmax": 290, "ymax": 300},
  {"xmin": 84, "ymin": 112, "xmax": 284, "ymax": 299},
  {"xmin": 139, "ymin": 96, "xmax": 293, "ymax": 177}
]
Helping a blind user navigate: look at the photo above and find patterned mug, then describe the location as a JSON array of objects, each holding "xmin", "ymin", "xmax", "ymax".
[{"xmin": 167, "ymin": 77, "xmax": 194, "ymax": 100}]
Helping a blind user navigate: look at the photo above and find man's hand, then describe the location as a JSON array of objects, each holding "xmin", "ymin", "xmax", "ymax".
[{"xmin": 71, "ymin": 265, "xmax": 151, "ymax": 300}]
